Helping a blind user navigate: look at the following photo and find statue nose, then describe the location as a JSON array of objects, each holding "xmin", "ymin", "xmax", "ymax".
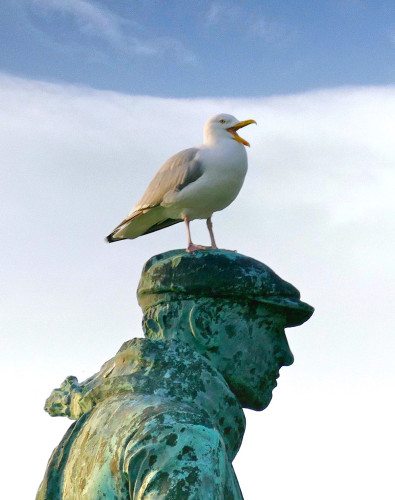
[
  {"xmin": 274, "ymin": 334, "xmax": 294, "ymax": 367},
  {"xmin": 275, "ymin": 347, "xmax": 294, "ymax": 367},
  {"xmin": 282, "ymin": 349, "xmax": 294, "ymax": 366}
]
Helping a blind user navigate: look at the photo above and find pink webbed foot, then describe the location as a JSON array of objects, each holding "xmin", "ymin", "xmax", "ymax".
[{"xmin": 186, "ymin": 243, "xmax": 209, "ymax": 253}]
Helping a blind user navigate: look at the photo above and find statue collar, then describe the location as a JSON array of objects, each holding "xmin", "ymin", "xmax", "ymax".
[{"xmin": 45, "ymin": 338, "xmax": 246, "ymax": 461}]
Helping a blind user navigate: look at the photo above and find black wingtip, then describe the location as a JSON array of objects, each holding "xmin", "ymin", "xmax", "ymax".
[{"xmin": 105, "ymin": 234, "xmax": 113, "ymax": 244}]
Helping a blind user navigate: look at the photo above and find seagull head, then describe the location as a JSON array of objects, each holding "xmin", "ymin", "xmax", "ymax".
[{"xmin": 204, "ymin": 113, "xmax": 257, "ymax": 147}]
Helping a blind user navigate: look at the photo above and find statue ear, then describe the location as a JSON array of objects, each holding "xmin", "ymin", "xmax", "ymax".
[
  {"xmin": 142, "ymin": 308, "xmax": 165, "ymax": 339},
  {"xmin": 189, "ymin": 304, "xmax": 219, "ymax": 349}
]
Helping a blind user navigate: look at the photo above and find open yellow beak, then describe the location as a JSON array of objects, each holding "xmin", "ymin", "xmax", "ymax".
[{"xmin": 227, "ymin": 119, "xmax": 257, "ymax": 147}]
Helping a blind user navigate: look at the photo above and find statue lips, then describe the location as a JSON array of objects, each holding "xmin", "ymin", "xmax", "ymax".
[
  {"xmin": 271, "ymin": 371, "xmax": 280, "ymax": 389},
  {"xmin": 258, "ymin": 370, "xmax": 280, "ymax": 394}
]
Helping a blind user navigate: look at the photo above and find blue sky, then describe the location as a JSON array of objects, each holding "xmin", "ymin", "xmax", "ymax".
[
  {"xmin": 1, "ymin": 2, "xmax": 395, "ymax": 500},
  {"xmin": 2, "ymin": 0, "xmax": 395, "ymax": 96}
]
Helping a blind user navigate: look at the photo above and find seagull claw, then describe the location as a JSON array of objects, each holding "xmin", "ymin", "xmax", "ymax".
[{"xmin": 186, "ymin": 244, "xmax": 209, "ymax": 253}]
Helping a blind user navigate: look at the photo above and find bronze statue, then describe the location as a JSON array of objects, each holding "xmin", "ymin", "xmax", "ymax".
[{"xmin": 37, "ymin": 250, "xmax": 313, "ymax": 499}]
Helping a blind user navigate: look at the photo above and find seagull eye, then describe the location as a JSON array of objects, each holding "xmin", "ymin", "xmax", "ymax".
[{"xmin": 219, "ymin": 119, "xmax": 226, "ymax": 124}]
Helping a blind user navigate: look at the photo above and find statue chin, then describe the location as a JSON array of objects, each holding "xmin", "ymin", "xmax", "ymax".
[
  {"xmin": 231, "ymin": 383, "xmax": 274, "ymax": 411},
  {"xmin": 246, "ymin": 392, "xmax": 273, "ymax": 411}
]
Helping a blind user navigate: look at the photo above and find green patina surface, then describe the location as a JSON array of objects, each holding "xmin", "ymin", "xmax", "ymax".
[
  {"xmin": 138, "ymin": 249, "xmax": 313, "ymax": 327},
  {"xmin": 37, "ymin": 249, "xmax": 313, "ymax": 499}
]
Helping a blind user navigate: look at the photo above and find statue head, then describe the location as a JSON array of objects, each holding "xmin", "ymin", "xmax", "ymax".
[{"xmin": 137, "ymin": 250, "xmax": 314, "ymax": 411}]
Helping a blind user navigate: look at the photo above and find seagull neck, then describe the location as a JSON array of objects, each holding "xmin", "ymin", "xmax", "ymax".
[{"xmin": 204, "ymin": 136, "xmax": 235, "ymax": 148}]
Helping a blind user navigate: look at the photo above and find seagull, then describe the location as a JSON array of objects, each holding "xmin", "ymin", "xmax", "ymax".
[{"xmin": 106, "ymin": 113, "xmax": 256, "ymax": 252}]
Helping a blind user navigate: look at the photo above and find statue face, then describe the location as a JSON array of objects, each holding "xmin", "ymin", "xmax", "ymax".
[
  {"xmin": 209, "ymin": 302, "xmax": 294, "ymax": 411},
  {"xmin": 145, "ymin": 298, "xmax": 295, "ymax": 411}
]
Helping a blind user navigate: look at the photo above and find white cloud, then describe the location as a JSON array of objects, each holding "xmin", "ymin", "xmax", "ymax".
[
  {"xmin": 26, "ymin": 0, "xmax": 198, "ymax": 64},
  {"xmin": 1, "ymin": 74, "xmax": 394, "ymax": 499}
]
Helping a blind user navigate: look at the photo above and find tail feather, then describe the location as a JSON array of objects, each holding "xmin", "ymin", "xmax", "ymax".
[
  {"xmin": 106, "ymin": 207, "xmax": 181, "ymax": 243},
  {"xmin": 143, "ymin": 218, "xmax": 182, "ymax": 235}
]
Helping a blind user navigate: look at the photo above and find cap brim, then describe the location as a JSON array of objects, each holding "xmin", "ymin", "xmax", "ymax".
[{"xmin": 256, "ymin": 297, "xmax": 314, "ymax": 327}]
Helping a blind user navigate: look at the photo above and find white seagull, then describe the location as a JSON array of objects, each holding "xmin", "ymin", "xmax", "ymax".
[{"xmin": 106, "ymin": 113, "xmax": 256, "ymax": 252}]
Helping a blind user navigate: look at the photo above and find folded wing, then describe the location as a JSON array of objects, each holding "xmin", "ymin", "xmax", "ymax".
[{"xmin": 106, "ymin": 148, "xmax": 204, "ymax": 242}]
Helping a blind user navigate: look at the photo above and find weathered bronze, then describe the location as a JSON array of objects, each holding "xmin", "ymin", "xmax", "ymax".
[{"xmin": 37, "ymin": 249, "xmax": 313, "ymax": 499}]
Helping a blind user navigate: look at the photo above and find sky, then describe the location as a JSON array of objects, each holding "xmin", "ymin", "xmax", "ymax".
[
  {"xmin": 1, "ymin": 1, "xmax": 395, "ymax": 499},
  {"xmin": 2, "ymin": 0, "xmax": 395, "ymax": 96}
]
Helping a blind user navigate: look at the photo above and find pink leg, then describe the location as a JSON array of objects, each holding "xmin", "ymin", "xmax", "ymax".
[
  {"xmin": 206, "ymin": 217, "xmax": 218, "ymax": 249},
  {"xmin": 184, "ymin": 216, "xmax": 208, "ymax": 253}
]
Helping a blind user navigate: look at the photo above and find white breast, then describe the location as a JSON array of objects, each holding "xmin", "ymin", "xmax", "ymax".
[{"xmin": 163, "ymin": 141, "xmax": 248, "ymax": 220}]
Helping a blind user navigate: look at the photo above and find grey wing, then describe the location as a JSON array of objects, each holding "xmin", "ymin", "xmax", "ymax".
[
  {"xmin": 108, "ymin": 148, "xmax": 203, "ymax": 236},
  {"xmin": 134, "ymin": 147, "xmax": 204, "ymax": 211}
]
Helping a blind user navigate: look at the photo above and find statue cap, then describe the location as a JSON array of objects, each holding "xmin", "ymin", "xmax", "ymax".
[{"xmin": 137, "ymin": 250, "xmax": 314, "ymax": 327}]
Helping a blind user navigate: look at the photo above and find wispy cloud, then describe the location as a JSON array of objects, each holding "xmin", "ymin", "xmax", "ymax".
[
  {"xmin": 250, "ymin": 18, "xmax": 296, "ymax": 46},
  {"xmin": 205, "ymin": 1, "xmax": 294, "ymax": 46},
  {"xmin": 205, "ymin": 1, "xmax": 240, "ymax": 28},
  {"xmin": 30, "ymin": 0, "xmax": 127, "ymax": 46},
  {"xmin": 336, "ymin": 0, "xmax": 368, "ymax": 14},
  {"xmin": 26, "ymin": 0, "xmax": 198, "ymax": 64}
]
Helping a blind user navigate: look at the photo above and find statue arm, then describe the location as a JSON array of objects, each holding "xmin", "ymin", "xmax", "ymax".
[{"xmin": 124, "ymin": 413, "xmax": 236, "ymax": 499}]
